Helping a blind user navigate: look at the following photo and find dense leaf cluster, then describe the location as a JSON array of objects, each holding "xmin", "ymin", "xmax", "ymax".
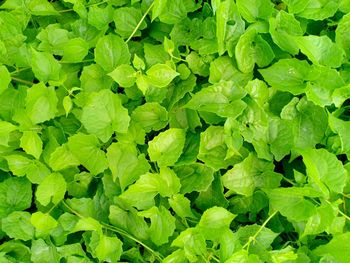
[{"xmin": 1, "ymin": 0, "xmax": 350, "ymax": 262}]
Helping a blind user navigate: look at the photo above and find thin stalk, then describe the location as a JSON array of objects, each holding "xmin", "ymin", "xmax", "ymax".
[
  {"xmin": 62, "ymin": 201, "xmax": 163, "ymax": 261},
  {"xmin": 11, "ymin": 77, "xmax": 33, "ymax": 86},
  {"xmin": 242, "ymin": 211, "xmax": 278, "ymax": 251},
  {"xmin": 126, "ymin": 2, "xmax": 154, "ymax": 43}
]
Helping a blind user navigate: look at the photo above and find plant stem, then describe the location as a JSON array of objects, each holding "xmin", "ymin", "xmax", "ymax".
[
  {"xmin": 11, "ymin": 77, "xmax": 33, "ymax": 86},
  {"xmin": 62, "ymin": 201, "xmax": 164, "ymax": 261},
  {"xmin": 126, "ymin": 2, "xmax": 154, "ymax": 43},
  {"xmin": 242, "ymin": 210, "xmax": 278, "ymax": 251}
]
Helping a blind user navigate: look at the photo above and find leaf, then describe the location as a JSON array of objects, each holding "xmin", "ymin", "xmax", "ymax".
[
  {"xmin": 81, "ymin": 89, "xmax": 130, "ymax": 142},
  {"xmin": 146, "ymin": 64, "xmax": 179, "ymax": 88},
  {"xmin": 30, "ymin": 212, "xmax": 58, "ymax": 234},
  {"xmin": 148, "ymin": 128, "xmax": 186, "ymax": 167},
  {"xmin": 235, "ymin": 29, "xmax": 275, "ymax": 73},
  {"xmin": 173, "ymin": 164, "xmax": 214, "ymax": 193},
  {"xmin": 108, "ymin": 64, "xmax": 136, "ymax": 88},
  {"xmin": 62, "ymin": 96, "xmax": 72, "ymax": 116},
  {"xmin": 297, "ymin": 0, "xmax": 339, "ymax": 21},
  {"xmin": 113, "ymin": 7, "xmax": 146, "ymax": 38},
  {"xmin": 336, "ymin": 13, "xmax": 350, "ymax": 59},
  {"xmin": 197, "ymin": 206, "xmax": 236, "ymax": 240},
  {"xmin": 94, "ymin": 34, "xmax": 131, "ymax": 72},
  {"xmin": 28, "ymin": 0, "xmax": 59, "ymax": 16},
  {"xmin": 222, "ymin": 153, "xmax": 281, "ymax": 196},
  {"xmin": 269, "ymin": 10, "xmax": 303, "ymax": 55},
  {"xmin": 2, "ymin": 211, "xmax": 34, "ymax": 241},
  {"xmin": 31, "ymin": 49, "xmax": 61, "ymax": 82},
  {"xmin": 90, "ymin": 233, "xmax": 123, "ymax": 262},
  {"xmin": 20, "ymin": 131, "xmax": 43, "ymax": 159},
  {"xmin": 67, "ymin": 133, "xmax": 108, "ymax": 175},
  {"xmin": 87, "ymin": 4, "xmax": 114, "ymax": 30},
  {"xmin": 49, "ymin": 144, "xmax": 80, "ymax": 171},
  {"xmin": 0, "ymin": 65, "xmax": 10, "ymax": 95},
  {"xmin": 259, "ymin": 59, "xmax": 311, "ymax": 95},
  {"xmin": 0, "ymin": 177, "xmax": 32, "ymax": 217},
  {"xmin": 236, "ymin": 0, "xmax": 274, "ymax": 23},
  {"xmin": 106, "ymin": 142, "xmax": 150, "ymax": 190},
  {"xmin": 302, "ymin": 148, "xmax": 347, "ymax": 195},
  {"xmin": 296, "ymin": 35, "xmax": 345, "ymax": 68},
  {"xmin": 36, "ymin": 173, "xmax": 67, "ymax": 206},
  {"xmin": 62, "ymin": 38, "xmax": 89, "ymax": 63},
  {"xmin": 0, "ymin": 121, "xmax": 17, "ymax": 146},
  {"xmin": 313, "ymin": 233, "xmax": 350, "ymax": 263},
  {"xmin": 131, "ymin": 102, "xmax": 168, "ymax": 132},
  {"xmin": 25, "ymin": 83, "xmax": 58, "ymax": 124},
  {"xmin": 265, "ymin": 187, "xmax": 320, "ymax": 222},
  {"xmin": 138, "ymin": 206, "xmax": 176, "ymax": 246}
]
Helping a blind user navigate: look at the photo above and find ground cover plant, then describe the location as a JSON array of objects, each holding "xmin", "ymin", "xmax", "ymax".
[{"xmin": 1, "ymin": 0, "xmax": 350, "ymax": 262}]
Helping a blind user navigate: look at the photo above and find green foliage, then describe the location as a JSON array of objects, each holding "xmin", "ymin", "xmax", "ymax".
[{"xmin": 1, "ymin": 0, "xmax": 350, "ymax": 262}]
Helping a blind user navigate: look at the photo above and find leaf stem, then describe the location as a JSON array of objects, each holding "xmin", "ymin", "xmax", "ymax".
[
  {"xmin": 11, "ymin": 77, "xmax": 34, "ymax": 86},
  {"xmin": 242, "ymin": 210, "xmax": 278, "ymax": 251},
  {"xmin": 10, "ymin": 67, "xmax": 31, "ymax": 75},
  {"xmin": 58, "ymin": 0, "xmax": 110, "ymax": 13},
  {"xmin": 126, "ymin": 2, "xmax": 154, "ymax": 43},
  {"xmin": 62, "ymin": 201, "xmax": 164, "ymax": 261},
  {"xmin": 325, "ymin": 199, "xmax": 350, "ymax": 222}
]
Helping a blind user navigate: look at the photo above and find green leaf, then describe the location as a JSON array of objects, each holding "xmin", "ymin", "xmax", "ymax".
[
  {"xmin": 169, "ymin": 194, "xmax": 196, "ymax": 219},
  {"xmin": 265, "ymin": 187, "xmax": 320, "ymax": 222},
  {"xmin": 138, "ymin": 206, "xmax": 176, "ymax": 246},
  {"xmin": 172, "ymin": 228, "xmax": 207, "ymax": 262},
  {"xmin": 313, "ymin": 233, "xmax": 350, "ymax": 263},
  {"xmin": 28, "ymin": 0, "xmax": 59, "ymax": 16},
  {"xmin": 2, "ymin": 211, "xmax": 34, "ymax": 241},
  {"xmin": 62, "ymin": 38, "xmax": 89, "ymax": 63},
  {"xmin": 305, "ymin": 65, "xmax": 345, "ymax": 107},
  {"xmin": 20, "ymin": 131, "xmax": 43, "ymax": 159},
  {"xmin": 235, "ymin": 29, "xmax": 274, "ymax": 73},
  {"xmin": 113, "ymin": 7, "xmax": 147, "ymax": 38},
  {"xmin": 198, "ymin": 126, "xmax": 239, "ymax": 170},
  {"xmin": 148, "ymin": 128, "xmax": 186, "ymax": 167},
  {"xmin": 297, "ymin": 0, "xmax": 339, "ymax": 21},
  {"xmin": 94, "ymin": 34, "xmax": 131, "ymax": 72},
  {"xmin": 269, "ymin": 10, "xmax": 303, "ymax": 55},
  {"xmin": 259, "ymin": 59, "xmax": 311, "ymax": 95},
  {"xmin": 31, "ymin": 49, "xmax": 61, "ymax": 82},
  {"xmin": 25, "ymin": 83, "xmax": 58, "ymax": 124},
  {"xmin": 173, "ymin": 164, "xmax": 214, "ymax": 193},
  {"xmin": 131, "ymin": 102, "xmax": 168, "ymax": 132},
  {"xmin": 81, "ymin": 89, "xmax": 130, "ymax": 142},
  {"xmin": 89, "ymin": 232, "xmax": 123, "ymax": 262},
  {"xmin": 296, "ymin": 35, "xmax": 345, "ymax": 68},
  {"xmin": 0, "ymin": 121, "xmax": 17, "ymax": 146},
  {"xmin": 0, "ymin": 65, "xmax": 10, "ymax": 95},
  {"xmin": 30, "ymin": 212, "xmax": 58, "ymax": 234},
  {"xmin": 62, "ymin": 96, "xmax": 72, "ymax": 116},
  {"xmin": 118, "ymin": 173, "xmax": 159, "ymax": 210},
  {"xmin": 197, "ymin": 206, "xmax": 236, "ymax": 240},
  {"xmin": 236, "ymin": 224, "xmax": 278, "ymax": 249},
  {"xmin": 108, "ymin": 64, "xmax": 136, "ymax": 88},
  {"xmin": 49, "ymin": 144, "xmax": 80, "ymax": 171},
  {"xmin": 236, "ymin": 0, "xmax": 274, "ymax": 23},
  {"xmin": 0, "ymin": 177, "xmax": 32, "ymax": 217},
  {"xmin": 87, "ymin": 4, "xmax": 114, "ymax": 30},
  {"xmin": 106, "ymin": 142, "xmax": 150, "ymax": 190},
  {"xmin": 222, "ymin": 153, "xmax": 281, "ymax": 196},
  {"xmin": 36, "ymin": 173, "xmax": 67, "ymax": 206},
  {"xmin": 67, "ymin": 133, "xmax": 108, "ymax": 175},
  {"xmin": 336, "ymin": 13, "xmax": 350, "ymax": 59},
  {"xmin": 146, "ymin": 63, "xmax": 179, "ymax": 88},
  {"xmin": 301, "ymin": 148, "xmax": 347, "ymax": 195}
]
